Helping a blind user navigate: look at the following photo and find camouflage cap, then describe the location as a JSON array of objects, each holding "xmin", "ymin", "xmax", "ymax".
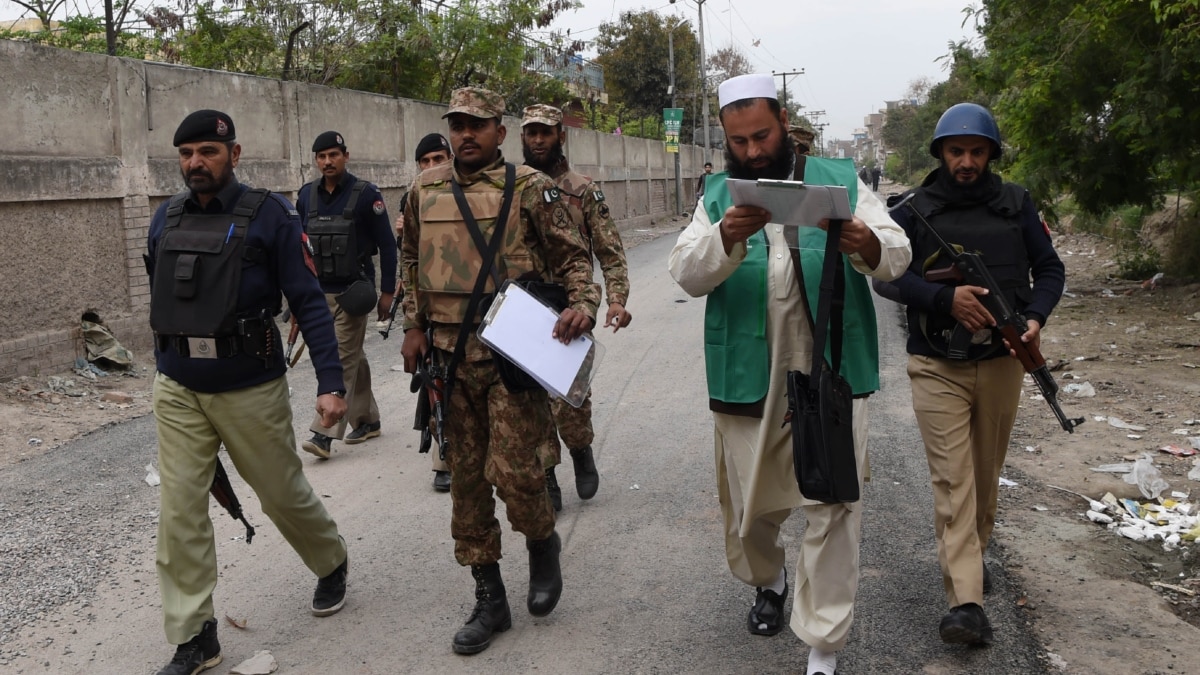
[
  {"xmin": 789, "ymin": 125, "xmax": 815, "ymax": 143},
  {"xmin": 443, "ymin": 87, "xmax": 506, "ymax": 120},
  {"xmin": 521, "ymin": 104, "xmax": 563, "ymax": 127}
]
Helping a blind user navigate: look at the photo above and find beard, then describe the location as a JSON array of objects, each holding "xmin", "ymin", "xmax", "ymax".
[
  {"xmin": 522, "ymin": 141, "xmax": 565, "ymax": 173},
  {"xmin": 724, "ymin": 130, "xmax": 795, "ymax": 180},
  {"xmin": 182, "ymin": 163, "xmax": 234, "ymax": 195}
]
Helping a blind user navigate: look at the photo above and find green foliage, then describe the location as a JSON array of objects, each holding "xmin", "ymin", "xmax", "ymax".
[
  {"xmin": 970, "ymin": 0, "xmax": 1200, "ymax": 215},
  {"xmin": 0, "ymin": 15, "xmax": 153, "ymax": 57},
  {"xmin": 594, "ymin": 11, "xmax": 701, "ymax": 140}
]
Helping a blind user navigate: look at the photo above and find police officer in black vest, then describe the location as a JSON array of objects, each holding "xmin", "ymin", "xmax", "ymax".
[
  {"xmin": 146, "ymin": 110, "xmax": 351, "ymax": 675},
  {"xmin": 296, "ymin": 131, "xmax": 397, "ymax": 459}
]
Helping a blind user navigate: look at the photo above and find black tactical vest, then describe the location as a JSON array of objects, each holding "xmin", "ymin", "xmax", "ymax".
[
  {"xmin": 307, "ymin": 180, "xmax": 367, "ymax": 283},
  {"xmin": 908, "ymin": 183, "xmax": 1033, "ymax": 360},
  {"xmin": 150, "ymin": 188, "xmax": 270, "ymax": 339}
]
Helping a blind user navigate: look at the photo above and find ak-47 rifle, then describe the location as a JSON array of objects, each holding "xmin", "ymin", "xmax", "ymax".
[
  {"xmin": 281, "ymin": 309, "xmax": 304, "ymax": 368},
  {"xmin": 379, "ymin": 281, "xmax": 404, "ymax": 339},
  {"xmin": 211, "ymin": 456, "xmax": 256, "ymax": 543},
  {"xmin": 380, "ymin": 193, "xmax": 408, "ymax": 340},
  {"xmin": 410, "ymin": 326, "xmax": 448, "ymax": 459},
  {"xmin": 891, "ymin": 193, "xmax": 1084, "ymax": 433}
]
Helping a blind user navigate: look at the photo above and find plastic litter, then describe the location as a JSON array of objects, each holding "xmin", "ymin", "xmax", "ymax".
[
  {"xmin": 28, "ymin": 438, "xmax": 43, "ymax": 446},
  {"xmin": 998, "ymin": 477, "xmax": 1018, "ymax": 487},
  {"xmin": 1091, "ymin": 463, "xmax": 1134, "ymax": 474},
  {"xmin": 1086, "ymin": 510, "xmax": 1113, "ymax": 524},
  {"xmin": 230, "ymin": 650, "xmax": 278, "ymax": 675},
  {"xmin": 1107, "ymin": 417, "xmax": 1148, "ymax": 431},
  {"xmin": 1124, "ymin": 453, "xmax": 1169, "ymax": 499},
  {"xmin": 1063, "ymin": 382, "xmax": 1096, "ymax": 397},
  {"xmin": 1160, "ymin": 444, "xmax": 1197, "ymax": 458},
  {"xmin": 145, "ymin": 464, "xmax": 161, "ymax": 487}
]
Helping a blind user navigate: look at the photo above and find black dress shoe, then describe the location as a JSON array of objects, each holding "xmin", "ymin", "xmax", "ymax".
[
  {"xmin": 939, "ymin": 602, "xmax": 994, "ymax": 646},
  {"xmin": 747, "ymin": 580, "xmax": 788, "ymax": 636},
  {"xmin": 432, "ymin": 470, "xmax": 451, "ymax": 492}
]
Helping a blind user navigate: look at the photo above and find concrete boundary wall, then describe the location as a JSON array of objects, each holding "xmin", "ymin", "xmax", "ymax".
[{"xmin": 0, "ymin": 40, "xmax": 716, "ymax": 380}]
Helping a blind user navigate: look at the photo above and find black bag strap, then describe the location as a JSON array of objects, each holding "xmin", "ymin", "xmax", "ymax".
[
  {"xmin": 441, "ymin": 163, "xmax": 518, "ymax": 405},
  {"xmin": 307, "ymin": 181, "xmax": 321, "ymax": 221},
  {"xmin": 787, "ymin": 221, "xmax": 846, "ymax": 389},
  {"xmin": 342, "ymin": 180, "xmax": 369, "ymax": 220}
]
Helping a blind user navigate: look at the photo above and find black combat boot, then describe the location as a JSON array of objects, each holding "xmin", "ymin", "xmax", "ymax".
[
  {"xmin": 569, "ymin": 445, "xmax": 599, "ymax": 499},
  {"xmin": 526, "ymin": 531, "xmax": 563, "ymax": 617},
  {"xmin": 156, "ymin": 618, "xmax": 221, "ymax": 675},
  {"xmin": 545, "ymin": 467, "xmax": 562, "ymax": 512},
  {"xmin": 452, "ymin": 563, "xmax": 512, "ymax": 655}
]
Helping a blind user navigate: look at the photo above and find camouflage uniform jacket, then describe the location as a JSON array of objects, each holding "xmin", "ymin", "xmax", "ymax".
[
  {"xmin": 546, "ymin": 158, "xmax": 630, "ymax": 307},
  {"xmin": 401, "ymin": 154, "xmax": 600, "ymax": 362}
]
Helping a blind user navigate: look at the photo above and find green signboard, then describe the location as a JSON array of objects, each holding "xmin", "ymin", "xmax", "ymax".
[{"xmin": 663, "ymin": 107, "xmax": 683, "ymax": 153}]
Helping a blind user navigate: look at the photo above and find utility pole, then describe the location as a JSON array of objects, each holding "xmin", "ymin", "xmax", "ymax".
[
  {"xmin": 669, "ymin": 30, "xmax": 682, "ymax": 216},
  {"xmin": 771, "ymin": 69, "xmax": 804, "ymax": 117},
  {"xmin": 673, "ymin": 0, "xmax": 710, "ymax": 157}
]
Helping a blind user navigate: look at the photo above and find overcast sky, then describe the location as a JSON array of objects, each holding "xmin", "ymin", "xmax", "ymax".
[
  {"xmin": 544, "ymin": 0, "xmax": 982, "ymax": 141},
  {"xmin": 2, "ymin": 0, "xmax": 980, "ymax": 141}
]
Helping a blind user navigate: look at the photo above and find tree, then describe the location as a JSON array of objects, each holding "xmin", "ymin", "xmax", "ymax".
[
  {"xmin": 968, "ymin": 0, "xmax": 1200, "ymax": 214},
  {"xmin": 706, "ymin": 44, "xmax": 750, "ymax": 86},
  {"xmin": 594, "ymin": 10, "xmax": 700, "ymax": 138},
  {"xmin": 6, "ymin": 0, "xmax": 67, "ymax": 30}
]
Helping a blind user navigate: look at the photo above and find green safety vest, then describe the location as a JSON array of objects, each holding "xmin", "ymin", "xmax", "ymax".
[{"xmin": 701, "ymin": 157, "xmax": 881, "ymax": 404}]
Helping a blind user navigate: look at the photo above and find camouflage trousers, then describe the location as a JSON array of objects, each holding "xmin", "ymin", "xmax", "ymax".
[
  {"xmin": 538, "ymin": 392, "xmax": 594, "ymax": 469},
  {"xmin": 445, "ymin": 357, "xmax": 556, "ymax": 566}
]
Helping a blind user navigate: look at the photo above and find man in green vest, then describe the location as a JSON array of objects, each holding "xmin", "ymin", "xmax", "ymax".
[{"xmin": 668, "ymin": 74, "xmax": 911, "ymax": 675}]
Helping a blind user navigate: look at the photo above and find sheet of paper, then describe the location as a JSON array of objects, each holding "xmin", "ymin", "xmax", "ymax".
[
  {"xmin": 726, "ymin": 178, "xmax": 852, "ymax": 227},
  {"xmin": 478, "ymin": 283, "xmax": 594, "ymax": 398}
]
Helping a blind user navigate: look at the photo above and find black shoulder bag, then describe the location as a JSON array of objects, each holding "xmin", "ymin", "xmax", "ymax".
[{"xmin": 784, "ymin": 221, "xmax": 860, "ymax": 504}]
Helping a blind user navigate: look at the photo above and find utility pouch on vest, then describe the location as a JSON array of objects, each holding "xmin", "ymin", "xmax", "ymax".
[
  {"xmin": 784, "ymin": 221, "xmax": 859, "ymax": 504},
  {"xmin": 308, "ymin": 181, "xmax": 367, "ymax": 283},
  {"xmin": 150, "ymin": 189, "xmax": 269, "ymax": 339}
]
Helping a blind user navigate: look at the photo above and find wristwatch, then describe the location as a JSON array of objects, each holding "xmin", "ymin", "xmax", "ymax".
[{"xmin": 321, "ymin": 390, "xmax": 346, "ymax": 398}]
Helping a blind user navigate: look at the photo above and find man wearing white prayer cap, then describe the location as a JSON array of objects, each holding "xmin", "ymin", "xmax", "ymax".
[{"xmin": 669, "ymin": 73, "xmax": 911, "ymax": 675}]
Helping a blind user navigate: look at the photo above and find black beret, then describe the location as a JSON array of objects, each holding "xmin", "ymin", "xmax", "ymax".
[
  {"xmin": 173, "ymin": 109, "xmax": 236, "ymax": 147},
  {"xmin": 312, "ymin": 130, "xmax": 346, "ymax": 153},
  {"xmin": 414, "ymin": 133, "xmax": 451, "ymax": 161}
]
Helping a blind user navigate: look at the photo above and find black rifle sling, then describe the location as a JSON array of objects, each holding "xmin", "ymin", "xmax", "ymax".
[{"xmin": 441, "ymin": 162, "xmax": 518, "ymax": 408}]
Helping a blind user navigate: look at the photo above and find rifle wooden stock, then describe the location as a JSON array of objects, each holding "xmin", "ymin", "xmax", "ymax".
[{"xmin": 924, "ymin": 265, "xmax": 963, "ymax": 283}]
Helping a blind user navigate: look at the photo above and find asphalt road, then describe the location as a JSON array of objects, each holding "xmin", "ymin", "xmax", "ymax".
[{"xmin": 1, "ymin": 231, "xmax": 1049, "ymax": 674}]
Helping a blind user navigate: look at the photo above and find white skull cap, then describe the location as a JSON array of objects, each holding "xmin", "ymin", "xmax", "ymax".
[{"xmin": 718, "ymin": 73, "xmax": 776, "ymax": 109}]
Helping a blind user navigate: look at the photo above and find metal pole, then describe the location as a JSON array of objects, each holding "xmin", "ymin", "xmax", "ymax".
[
  {"xmin": 670, "ymin": 31, "xmax": 682, "ymax": 216},
  {"xmin": 698, "ymin": 0, "xmax": 711, "ymax": 157}
]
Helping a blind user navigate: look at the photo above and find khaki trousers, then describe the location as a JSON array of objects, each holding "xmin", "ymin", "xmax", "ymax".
[
  {"xmin": 715, "ymin": 398, "xmax": 869, "ymax": 652},
  {"xmin": 310, "ymin": 293, "xmax": 379, "ymax": 438},
  {"xmin": 908, "ymin": 354, "xmax": 1023, "ymax": 608},
  {"xmin": 153, "ymin": 373, "xmax": 346, "ymax": 644}
]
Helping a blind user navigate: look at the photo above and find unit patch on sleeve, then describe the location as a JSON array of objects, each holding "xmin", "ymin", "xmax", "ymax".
[{"xmin": 373, "ymin": 200, "xmax": 386, "ymax": 215}]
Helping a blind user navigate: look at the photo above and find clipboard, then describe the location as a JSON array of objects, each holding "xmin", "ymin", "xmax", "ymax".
[
  {"xmin": 477, "ymin": 280, "xmax": 604, "ymax": 407},
  {"xmin": 726, "ymin": 178, "xmax": 852, "ymax": 228}
]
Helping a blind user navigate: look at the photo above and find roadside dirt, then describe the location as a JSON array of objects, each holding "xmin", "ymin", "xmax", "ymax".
[
  {"xmin": 2, "ymin": 214, "xmax": 1198, "ymax": 673},
  {"xmin": 991, "ymin": 228, "xmax": 1200, "ymax": 674}
]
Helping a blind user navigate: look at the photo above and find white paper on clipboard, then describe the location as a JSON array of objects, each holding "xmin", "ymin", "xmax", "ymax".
[
  {"xmin": 726, "ymin": 178, "xmax": 852, "ymax": 228},
  {"xmin": 477, "ymin": 281, "xmax": 603, "ymax": 407}
]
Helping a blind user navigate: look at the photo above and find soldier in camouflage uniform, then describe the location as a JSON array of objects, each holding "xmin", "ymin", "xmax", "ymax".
[
  {"xmin": 399, "ymin": 88, "xmax": 600, "ymax": 656},
  {"xmin": 789, "ymin": 124, "xmax": 816, "ymax": 157},
  {"xmin": 520, "ymin": 103, "xmax": 632, "ymax": 511}
]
